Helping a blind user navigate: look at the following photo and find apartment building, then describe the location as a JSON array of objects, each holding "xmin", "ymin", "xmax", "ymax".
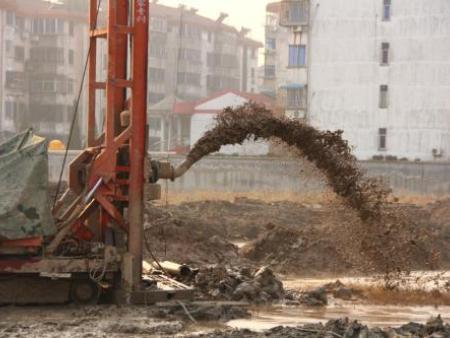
[
  {"xmin": 0, "ymin": 0, "xmax": 88, "ymax": 144},
  {"xmin": 147, "ymin": 2, "xmax": 262, "ymax": 105},
  {"xmin": 265, "ymin": 0, "xmax": 450, "ymax": 161}
]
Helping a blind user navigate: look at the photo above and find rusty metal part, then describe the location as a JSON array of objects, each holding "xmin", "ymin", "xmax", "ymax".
[
  {"xmin": 127, "ymin": 0, "xmax": 149, "ymax": 291},
  {"xmin": 156, "ymin": 158, "xmax": 195, "ymax": 181},
  {"xmin": 151, "ymin": 261, "xmax": 194, "ymax": 277}
]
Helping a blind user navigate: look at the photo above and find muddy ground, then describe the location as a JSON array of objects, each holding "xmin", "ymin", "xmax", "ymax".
[
  {"xmin": 144, "ymin": 197, "xmax": 450, "ymax": 276},
  {"xmin": 2, "ymin": 197, "xmax": 450, "ymax": 337}
]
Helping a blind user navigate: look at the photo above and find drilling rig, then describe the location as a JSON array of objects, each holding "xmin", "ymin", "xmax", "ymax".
[{"xmin": 0, "ymin": 0, "xmax": 193, "ymax": 304}]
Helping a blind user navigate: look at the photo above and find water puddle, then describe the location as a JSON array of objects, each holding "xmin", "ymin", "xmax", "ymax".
[
  {"xmin": 228, "ymin": 304, "xmax": 450, "ymax": 331},
  {"xmin": 228, "ymin": 273, "xmax": 450, "ymax": 331}
]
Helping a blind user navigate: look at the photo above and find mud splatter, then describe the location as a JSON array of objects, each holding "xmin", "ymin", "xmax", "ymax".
[{"xmin": 184, "ymin": 103, "xmax": 434, "ymax": 274}]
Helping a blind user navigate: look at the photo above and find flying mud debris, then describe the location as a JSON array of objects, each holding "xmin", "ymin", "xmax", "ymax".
[{"xmin": 183, "ymin": 103, "xmax": 434, "ymax": 274}]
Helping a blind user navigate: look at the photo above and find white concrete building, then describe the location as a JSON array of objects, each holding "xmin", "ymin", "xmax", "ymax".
[
  {"xmin": 158, "ymin": 89, "xmax": 275, "ymax": 155},
  {"xmin": 266, "ymin": 0, "xmax": 450, "ymax": 161}
]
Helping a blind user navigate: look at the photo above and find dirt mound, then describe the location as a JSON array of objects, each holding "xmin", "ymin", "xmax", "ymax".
[
  {"xmin": 144, "ymin": 198, "xmax": 449, "ymax": 276},
  {"xmin": 144, "ymin": 203, "xmax": 240, "ymax": 265}
]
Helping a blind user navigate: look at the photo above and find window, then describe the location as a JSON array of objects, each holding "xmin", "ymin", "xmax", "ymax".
[
  {"xmin": 264, "ymin": 65, "xmax": 276, "ymax": 78},
  {"xmin": 69, "ymin": 22, "xmax": 74, "ymax": 36},
  {"xmin": 57, "ymin": 19, "xmax": 65, "ymax": 34},
  {"xmin": 69, "ymin": 50, "xmax": 74, "ymax": 65},
  {"xmin": 14, "ymin": 46, "xmax": 25, "ymax": 61},
  {"xmin": 149, "ymin": 117, "xmax": 162, "ymax": 131},
  {"xmin": 148, "ymin": 93, "xmax": 165, "ymax": 104},
  {"xmin": 179, "ymin": 48, "xmax": 202, "ymax": 64},
  {"xmin": 149, "ymin": 44, "xmax": 167, "ymax": 58},
  {"xmin": 379, "ymin": 85, "xmax": 389, "ymax": 108},
  {"xmin": 287, "ymin": 87, "xmax": 305, "ymax": 109},
  {"xmin": 150, "ymin": 16, "xmax": 167, "ymax": 32},
  {"xmin": 383, "ymin": 0, "xmax": 391, "ymax": 21},
  {"xmin": 207, "ymin": 31, "xmax": 213, "ymax": 43},
  {"xmin": 288, "ymin": 45, "xmax": 306, "ymax": 67},
  {"xmin": 5, "ymin": 101, "xmax": 14, "ymax": 120},
  {"xmin": 15, "ymin": 16, "xmax": 25, "ymax": 31},
  {"xmin": 149, "ymin": 68, "xmax": 165, "ymax": 82},
  {"xmin": 6, "ymin": 11, "xmax": 15, "ymax": 26},
  {"xmin": 4, "ymin": 101, "xmax": 24, "ymax": 121},
  {"xmin": 266, "ymin": 38, "xmax": 276, "ymax": 50},
  {"xmin": 30, "ymin": 47, "xmax": 65, "ymax": 64},
  {"xmin": 207, "ymin": 53, "xmax": 238, "ymax": 68},
  {"xmin": 67, "ymin": 80, "xmax": 74, "ymax": 94},
  {"xmin": 5, "ymin": 71, "xmax": 25, "ymax": 89},
  {"xmin": 5, "ymin": 40, "xmax": 12, "ymax": 53},
  {"xmin": 381, "ymin": 42, "xmax": 390, "ymax": 65},
  {"xmin": 378, "ymin": 128, "xmax": 387, "ymax": 150},
  {"xmin": 177, "ymin": 72, "xmax": 201, "ymax": 87},
  {"xmin": 282, "ymin": 1, "xmax": 309, "ymax": 25},
  {"xmin": 45, "ymin": 18, "xmax": 56, "ymax": 34}
]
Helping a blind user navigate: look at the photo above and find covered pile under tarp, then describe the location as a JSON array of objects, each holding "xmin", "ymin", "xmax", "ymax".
[{"xmin": 0, "ymin": 130, "xmax": 56, "ymax": 240}]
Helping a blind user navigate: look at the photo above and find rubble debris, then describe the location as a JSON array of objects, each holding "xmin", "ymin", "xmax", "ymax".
[
  {"xmin": 298, "ymin": 287, "xmax": 328, "ymax": 306},
  {"xmin": 323, "ymin": 280, "xmax": 361, "ymax": 301},
  {"xmin": 193, "ymin": 265, "xmax": 284, "ymax": 303},
  {"xmin": 185, "ymin": 316, "xmax": 450, "ymax": 338}
]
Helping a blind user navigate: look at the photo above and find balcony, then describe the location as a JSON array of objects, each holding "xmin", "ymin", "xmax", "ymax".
[{"xmin": 280, "ymin": 0, "xmax": 309, "ymax": 27}]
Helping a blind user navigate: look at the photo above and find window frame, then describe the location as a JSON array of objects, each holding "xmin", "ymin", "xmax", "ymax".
[
  {"xmin": 378, "ymin": 128, "xmax": 387, "ymax": 150},
  {"xmin": 381, "ymin": 42, "xmax": 390, "ymax": 65},
  {"xmin": 379, "ymin": 85, "xmax": 389, "ymax": 109},
  {"xmin": 288, "ymin": 44, "xmax": 307, "ymax": 68},
  {"xmin": 383, "ymin": 0, "xmax": 391, "ymax": 21}
]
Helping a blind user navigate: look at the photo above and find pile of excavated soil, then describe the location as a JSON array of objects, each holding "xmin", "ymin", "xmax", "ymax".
[
  {"xmin": 144, "ymin": 198, "xmax": 449, "ymax": 276},
  {"xmin": 144, "ymin": 202, "xmax": 241, "ymax": 265}
]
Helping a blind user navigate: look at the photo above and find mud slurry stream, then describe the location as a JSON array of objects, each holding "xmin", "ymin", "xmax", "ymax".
[{"xmin": 185, "ymin": 103, "xmax": 435, "ymax": 275}]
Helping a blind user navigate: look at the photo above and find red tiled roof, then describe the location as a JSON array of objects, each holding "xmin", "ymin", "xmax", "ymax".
[{"xmin": 174, "ymin": 89, "xmax": 275, "ymax": 115}]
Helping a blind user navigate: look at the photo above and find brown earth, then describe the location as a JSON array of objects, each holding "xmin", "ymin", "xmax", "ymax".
[{"xmin": 144, "ymin": 197, "xmax": 450, "ymax": 277}]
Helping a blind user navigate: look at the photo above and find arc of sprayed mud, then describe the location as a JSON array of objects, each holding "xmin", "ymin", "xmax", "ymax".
[{"xmin": 173, "ymin": 103, "xmax": 390, "ymax": 222}]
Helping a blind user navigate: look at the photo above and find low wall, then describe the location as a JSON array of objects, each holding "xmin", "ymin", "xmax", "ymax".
[{"xmin": 48, "ymin": 151, "xmax": 450, "ymax": 195}]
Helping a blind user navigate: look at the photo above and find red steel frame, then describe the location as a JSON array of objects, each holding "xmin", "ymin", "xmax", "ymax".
[
  {"xmin": 86, "ymin": 0, "xmax": 149, "ymax": 290},
  {"xmin": 0, "ymin": 1, "xmax": 149, "ymax": 294}
]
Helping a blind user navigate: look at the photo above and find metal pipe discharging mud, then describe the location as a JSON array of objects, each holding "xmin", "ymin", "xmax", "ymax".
[{"xmin": 172, "ymin": 103, "xmax": 435, "ymax": 275}]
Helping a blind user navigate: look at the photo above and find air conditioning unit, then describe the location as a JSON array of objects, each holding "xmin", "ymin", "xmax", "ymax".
[
  {"xmin": 432, "ymin": 148, "xmax": 444, "ymax": 158},
  {"xmin": 293, "ymin": 26, "xmax": 302, "ymax": 33}
]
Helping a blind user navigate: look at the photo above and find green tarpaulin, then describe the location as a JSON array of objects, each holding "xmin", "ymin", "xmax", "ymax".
[{"xmin": 0, "ymin": 130, "xmax": 56, "ymax": 240}]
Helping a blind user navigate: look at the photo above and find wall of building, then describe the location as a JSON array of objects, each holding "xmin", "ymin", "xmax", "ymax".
[
  {"xmin": 0, "ymin": 1, "xmax": 88, "ymax": 143},
  {"xmin": 308, "ymin": 0, "xmax": 450, "ymax": 161},
  {"xmin": 48, "ymin": 151, "xmax": 450, "ymax": 195},
  {"xmin": 267, "ymin": 0, "xmax": 450, "ymax": 161}
]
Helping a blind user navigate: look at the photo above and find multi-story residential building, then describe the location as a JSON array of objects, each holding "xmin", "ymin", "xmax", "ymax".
[
  {"xmin": 145, "ymin": 2, "xmax": 262, "ymax": 152},
  {"xmin": 0, "ymin": 0, "xmax": 88, "ymax": 144},
  {"xmin": 147, "ymin": 2, "xmax": 262, "ymax": 105},
  {"xmin": 266, "ymin": 0, "xmax": 450, "ymax": 161}
]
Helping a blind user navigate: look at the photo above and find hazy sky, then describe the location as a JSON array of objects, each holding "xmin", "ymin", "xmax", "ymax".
[{"xmin": 158, "ymin": 0, "xmax": 272, "ymax": 43}]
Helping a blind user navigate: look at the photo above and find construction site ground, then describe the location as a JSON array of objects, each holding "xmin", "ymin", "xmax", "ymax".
[{"xmin": 2, "ymin": 192, "xmax": 450, "ymax": 337}]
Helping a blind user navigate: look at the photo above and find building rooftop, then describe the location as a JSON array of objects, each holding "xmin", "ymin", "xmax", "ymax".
[
  {"xmin": 0, "ymin": 0, "xmax": 86, "ymax": 21},
  {"xmin": 149, "ymin": 2, "xmax": 262, "ymax": 47}
]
